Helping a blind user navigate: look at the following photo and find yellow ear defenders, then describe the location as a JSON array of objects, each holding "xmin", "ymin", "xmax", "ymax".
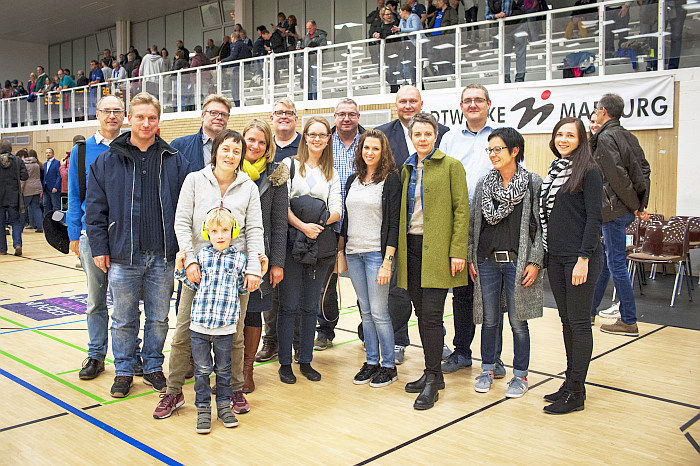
[{"xmin": 201, "ymin": 206, "xmax": 240, "ymax": 240}]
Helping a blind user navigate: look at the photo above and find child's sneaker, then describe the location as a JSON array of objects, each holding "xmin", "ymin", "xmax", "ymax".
[
  {"xmin": 474, "ymin": 371, "xmax": 493, "ymax": 393},
  {"xmin": 217, "ymin": 403, "xmax": 239, "ymax": 428},
  {"xmin": 196, "ymin": 406, "xmax": 211, "ymax": 434},
  {"xmin": 505, "ymin": 376, "xmax": 528, "ymax": 398}
]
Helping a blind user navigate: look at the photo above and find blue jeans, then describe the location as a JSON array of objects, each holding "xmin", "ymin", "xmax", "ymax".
[
  {"xmin": 592, "ymin": 212, "xmax": 637, "ymax": 325},
  {"xmin": 0, "ymin": 206, "xmax": 23, "ymax": 252},
  {"xmin": 277, "ymin": 252, "xmax": 334, "ymax": 365},
  {"xmin": 477, "ymin": 258, "xmax": 529, "ymax": 377},
  {"xmin": 43, "ymin": 190, "xmax": 61, "ymax": 214},
  {"xmin": 24, "ymin": 195, "xmax": 43, "ymax": 231},
  {"xmin": 108, "ymin": 251, "xmax": 174, "ymax": 376},
  {"xmin": 191, "ymin": 330, "xmax": 234, "ymax": 408},
  {"xmin": 347, "ymin": 251, "xmax": 394, "ymax": 367}
]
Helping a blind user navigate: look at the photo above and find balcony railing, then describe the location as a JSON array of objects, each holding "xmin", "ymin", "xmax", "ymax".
[{"xmin": 1, "ymin": 0, "xmax": 698, "ymax": 130}]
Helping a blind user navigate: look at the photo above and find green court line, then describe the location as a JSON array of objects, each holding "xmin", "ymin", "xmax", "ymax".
[
  {"xmin": 0, "ymin": 349, "xmax": 106, "ymax": 403},
  {"xmin": 0, "ymin": 315, "xmax": 115, "ymax": 365}
]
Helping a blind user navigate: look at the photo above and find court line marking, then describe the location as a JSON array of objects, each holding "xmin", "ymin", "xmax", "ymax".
[
  {"xmin": 0, "ymin": 349, "xmax": 106, "ymax": 403},
  {"xmin": 681, "ymin": 412, "xmax": 700, "ymax": 432},
  {"xmin": 0, "ymin": 318, "xmax": 87, "ymax": 335},
  {"xmin": 358, "ymin": 324, "xmax": 697, "ymax": 463},
  {"xmin": 0, "ymin": 366, "xmax": 183, "ymax": 465},
  {"xmin": 0, "ymin": 412, "xmax": 69, "ymax": 432},
  {"xmin": 0, "ymin": 279, "xmax": 24, "ymax": 289}
]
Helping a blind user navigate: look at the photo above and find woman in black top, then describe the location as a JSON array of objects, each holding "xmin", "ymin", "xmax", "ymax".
[
  {"xmin": 540, "ymin": 117, "xmax": 603, "ymax": 415},
  {"xmin": 340, "ymin": 129, "xmax": 401, "ymax": 388},
  {"xmin": 468, "ymin": 127, "xmax": 544, "ymax": 399},
  {"xmin": 371, "ymin": 6, "xmax": 402, "ymax": 93}
]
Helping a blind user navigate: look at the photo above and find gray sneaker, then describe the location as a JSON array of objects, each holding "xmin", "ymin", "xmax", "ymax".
[
  {"xmin": 493, "ymin": 359, "xmax": 506, "ymax": 379},
  {"xmin": 441, "ymin": 352, "xmax": 471, "ymax": 373},
  {"xmin": 313, "ymin": 337, "xmax": 333, "ymax": 351},
  {"xmin": 505, "ymin": 376, "xmax": 529, "ymax": 398},
  {"xmin": 394, "ymin": 345, "xmax": 405, "ymax": 365},
  {"xmin": 474, "ymin": 371, "xmax": 493, "ymax": 393},
  {"xmin": 442, "ymin": 343, "xmax": 452, "ymax": 361}
]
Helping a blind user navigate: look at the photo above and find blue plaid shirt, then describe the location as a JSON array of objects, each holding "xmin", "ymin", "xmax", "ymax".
[
  {"xmin": 404, "ymin": 149, "xmax": 436, "ymax": 232},
  {"xmin": 332, "ymin": 130, "xmax": 360, "ymax": 233},
  {"xmin": 175, "ymin": 245, "xmax": 248, "ymax": 331}
]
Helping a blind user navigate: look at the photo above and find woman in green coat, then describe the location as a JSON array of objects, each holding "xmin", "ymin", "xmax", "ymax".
[{"xmin": 397, "ymin": 112, "xmax": 469, "ymax": 410}]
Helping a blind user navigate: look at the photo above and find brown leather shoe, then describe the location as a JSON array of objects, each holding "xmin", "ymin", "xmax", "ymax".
[
  {"xmin": 255, "ymin": 338, "xmax": 277, "ymax": 362},
  {"xmin": 14, "ymin": 246, "xmax": 22, "ymax": 256},
  {"xmin": 600, "ymin": 318, "xmax": 639, "ymax": 337},
  {"xmin": 243, "ymin": 326, "xmax": 262, "ymax": 393}
]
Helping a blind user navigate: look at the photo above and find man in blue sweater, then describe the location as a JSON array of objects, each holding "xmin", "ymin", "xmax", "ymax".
[{"xmin": 67, "ymin": 94, "xmax": 138, "ymax": 381}]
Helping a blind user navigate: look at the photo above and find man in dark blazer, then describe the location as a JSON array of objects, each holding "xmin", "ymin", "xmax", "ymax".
[
  {"xmin": 375, "ymin": 85, "xmax": 449, "ymax": 364},
  {"xmin": 42, "ymin": 147, "xmax": 62, "ymax": 213}
]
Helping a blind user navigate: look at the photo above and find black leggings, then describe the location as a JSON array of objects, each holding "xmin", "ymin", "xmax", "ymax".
[
  {"xmin": 547, "ymin": 255, "xmax": 602, "ymax": 391},
  {"xmin": 244, "ymin": 312, "xmax": 262, "ymax": 327},
  {"xmin": 406, "ymin": 235, "xmax": 448, "ymax": 377}
]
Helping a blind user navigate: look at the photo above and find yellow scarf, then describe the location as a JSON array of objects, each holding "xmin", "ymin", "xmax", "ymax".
[{"xmin": 240, "ymin": 157, "xmax": 268, "ymax": 181}]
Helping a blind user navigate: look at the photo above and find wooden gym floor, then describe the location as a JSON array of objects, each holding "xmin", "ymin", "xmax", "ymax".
[{"xmin": 1, "ymin": 232, "xmax": 699, "ymax": 465}]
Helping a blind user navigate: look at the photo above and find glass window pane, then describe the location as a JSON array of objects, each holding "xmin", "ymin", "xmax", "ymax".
[
  {"xmin": 334, "ymin": 0, "xmax": 364, "ymax": 43},
  {"xmin": 254, "ymin": 0, "xmax": 277, "ymax": 33},
  {"xmin": 72, "ymin": 38, "xmax": 85, "ymax": 78},
  {"xmin": 60, "ymin": 42, "xmax": 72, "ymax": 73},
  {"xmin": 131, "ymin": 21, "xmax": 148, "ymax": 57},
  {"xmin": 184, "ymin": 8, "xmax": 202, "ymax": 53},
  {"xmin": 148, "ymin": 17, "xmax": 166, "ymax": 51},
  {"xmin": 221, "ymin": 0, "xmax": 236, "ymax": 24},
  {"xmin": 201, "ymin": 2, "xmax": 221, "ymax": 28},
  {"xmin": 49, "ymin": 45, "xmax": 61, "ymax": 82},
  {"xmin": 305, "ymin": 0, "xmax": 332, "ymax": 44},
  {"xmin": 166, "ymin": 12, "xmax": 184, "ymax": 52},
  {"xmin": 85, "ymin": 35, "xmax": 99, "ymax": 65},
  {"xmin": 96, "ymin": 31, "xmax": 111, "ymax": 54}
]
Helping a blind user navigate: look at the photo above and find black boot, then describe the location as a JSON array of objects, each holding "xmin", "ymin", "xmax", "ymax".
[
  {"xmin": 413, "ymin": 373, "xmax": 442, "ymax": 410},
  {"xmin": 544, "ymin": 378, "xmax": 586, "ymax": 403},
  {"xmin": 405, "ymin": 373, "xmax": 446, "ymax": 393},
  {"xmin": 543, "ymin": 390, "xmax": 585, "ymax": 414}
]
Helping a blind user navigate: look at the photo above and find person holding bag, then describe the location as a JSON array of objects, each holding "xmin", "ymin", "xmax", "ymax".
[
  {"xmin": 278, "ymin": 117, "xmax": 341, "ymax": 384},
  {"xmin": 341, "ymin": 129, "xmax": 401, "ymax": 388}
]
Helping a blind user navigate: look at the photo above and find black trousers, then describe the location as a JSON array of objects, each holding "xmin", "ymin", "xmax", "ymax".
[
  {"xmin": 547, "ymin": 254, "xmax": 602, "ymax": 390},
  {"xmin": 406, "ymin": 235, "xmax": 448, "ymax": 377}
]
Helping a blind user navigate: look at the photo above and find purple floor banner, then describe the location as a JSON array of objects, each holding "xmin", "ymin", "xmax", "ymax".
[{"xmin": 1, "ymin": 295, "xmax": 113, "ymax": 321}]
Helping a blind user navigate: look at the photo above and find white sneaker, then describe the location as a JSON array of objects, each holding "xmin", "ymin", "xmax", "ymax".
[{"xmin": 599, "ymin": 302, "xmax": 621, "ymax": 319}]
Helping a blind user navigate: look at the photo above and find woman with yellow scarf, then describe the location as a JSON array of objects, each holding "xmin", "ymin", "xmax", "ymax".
[{"xmin": 240, "ymin": 118, "xmax": 290, "ymax": 393}]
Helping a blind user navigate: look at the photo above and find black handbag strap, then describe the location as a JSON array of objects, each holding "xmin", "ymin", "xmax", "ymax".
[{"xmin": 77, "ymin": 141, "xmax": 87, "ymax": 204}]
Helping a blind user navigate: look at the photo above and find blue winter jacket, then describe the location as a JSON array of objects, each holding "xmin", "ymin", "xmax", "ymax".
[
  {"xmin": 170, "ymin": 127, "xmax": 206, "ymax": 172},
  {"xmin": 85, "ymin": 132, "xmax": 191, "ymax": 265}
]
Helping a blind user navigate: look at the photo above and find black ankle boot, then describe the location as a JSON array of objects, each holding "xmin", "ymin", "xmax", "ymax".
[
  {"xmin": 544, "ymin": 380, "xmax": 586, "ymax": 403},
  {"xmin": 543, "ymin": 390, "xmax": 585, "ymax": 414},
  {"xmin": 278, "ymin": 365, "xmax": 296, "ymax": 384},
  {"xmin": 405, "ymin": 373, "xmax": 446, "ymax": 393},
  {"xmin": 299, "ymin": 363, "xmax": 321, "ymax": 382},
  {"xmin": 413, "ymin": 374, "xmax": 442, "ymax": 410}
]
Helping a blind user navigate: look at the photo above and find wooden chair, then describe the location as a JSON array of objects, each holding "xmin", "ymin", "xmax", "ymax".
[{"xmin": 628, "ymin": 224, "xmax": 693, "ymax": 307}]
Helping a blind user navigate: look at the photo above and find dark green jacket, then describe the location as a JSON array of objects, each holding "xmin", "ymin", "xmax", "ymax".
[{"xmin": 397, "ymin": 149, "xmax": 469, "ymax": 290}]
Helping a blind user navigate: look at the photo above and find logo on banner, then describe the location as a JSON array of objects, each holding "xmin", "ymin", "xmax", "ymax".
[
  {"xmin": 511, "ymin": 91, "xmax": 555, "ymax": 129},
  {"xmin": 1, "ymin": 294, "xmax": 113, "ymax": 321}
]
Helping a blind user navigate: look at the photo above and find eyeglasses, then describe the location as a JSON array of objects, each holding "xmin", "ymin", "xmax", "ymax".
[
  {"xmin": 97, "ymin": 109, "xmax": 125, "ymax": 116},
  {"xmin": 273, "ymin": 110, "xmax": 296, "ymax": 117},
  {"xmin": 461, "ymin": 98, "xmax": 487, "ymax": 105},
  {"xmin": 306, "ymin": 132, "xmax": 329, "ymax": 139},
  {"xmin": 335, "ymin": 112, "xmax": 359, "ymax": 119},
  {"xmin": 205, "ymin": 110, "xmax": 230, "ymax": 119},
  {"xmin": 485, "ymin": 146, "xmax": 508, "ymax": 155}
]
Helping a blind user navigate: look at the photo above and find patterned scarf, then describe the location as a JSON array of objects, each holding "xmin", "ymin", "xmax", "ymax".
[
  {"xmin": 240, "ymin": 156, "xmax": 268, "ymax": 182},
  {"xmin": 481, "ymin": 164, "xmax": 529, "ymax": 225},
  {"xmin": 539, "ymin": 157, "xmax": 572, "ymax": 251}
]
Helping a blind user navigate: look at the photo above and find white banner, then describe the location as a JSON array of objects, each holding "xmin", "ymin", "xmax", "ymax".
[{"xmin": 423, "ymin": 75, "xmax": 674, "ymax": 134}]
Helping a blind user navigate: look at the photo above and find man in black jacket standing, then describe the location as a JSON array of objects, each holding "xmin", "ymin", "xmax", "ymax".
[
  {"xmin": 0, "ymin": 140, "xmax": 28, "ymax": 256},
  {"xmin": 590, "ymin": 93, "xmax": 649, "ymax": 337}
]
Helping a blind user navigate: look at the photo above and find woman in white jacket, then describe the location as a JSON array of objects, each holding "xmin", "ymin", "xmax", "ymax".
[{"xmin": 152, "ymin": 129, "xmax": 264, "ymax": 421}]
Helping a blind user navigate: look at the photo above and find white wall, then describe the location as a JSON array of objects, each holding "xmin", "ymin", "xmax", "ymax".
[{"xmin": 0, "ymin": 40, "xmax": 48, "ymax": 86}]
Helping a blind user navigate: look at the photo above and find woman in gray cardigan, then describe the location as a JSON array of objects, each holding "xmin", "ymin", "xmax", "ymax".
[{"xmin": 467, "ymin": 127, "xmax": 544, "ymax": 399}]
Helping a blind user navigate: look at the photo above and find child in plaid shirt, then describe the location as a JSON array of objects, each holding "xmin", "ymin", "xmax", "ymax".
[{"xmin": 174, "ymin": 207, "xmax": 248, "ymax": 434}]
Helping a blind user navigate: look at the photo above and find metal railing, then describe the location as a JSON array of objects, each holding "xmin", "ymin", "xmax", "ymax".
[{"xmin": 1, "ymin": 0, "xmax": 698, "ymax": 130}]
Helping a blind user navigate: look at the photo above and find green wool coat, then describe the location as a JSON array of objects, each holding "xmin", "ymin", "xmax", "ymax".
[{"xmin": 397, "ymin": 149, "xmax": 469, "ymax": 290}]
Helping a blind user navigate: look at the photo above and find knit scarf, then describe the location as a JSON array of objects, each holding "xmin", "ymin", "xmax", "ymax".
[
  {"xmin": 539, "ymin": 157, "xmax": 572, "ymax": 251},
  {"xmin": 481, "ymin": 165, "xmax": 529, "ymax": 225},
  {"xmin": 240, "ymin": 157, "xmax": 268, "ymax": 181}
]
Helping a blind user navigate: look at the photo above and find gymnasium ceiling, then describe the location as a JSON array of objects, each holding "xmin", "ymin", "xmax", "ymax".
[{"xmin": 0, "ymin": 0, "xmax": 199, "ymax": 44}]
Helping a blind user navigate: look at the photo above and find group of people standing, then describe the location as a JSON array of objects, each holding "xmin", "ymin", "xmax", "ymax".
[{"xmin": 62, "ymin": 80, "xmax": 648, "ymax": 433}]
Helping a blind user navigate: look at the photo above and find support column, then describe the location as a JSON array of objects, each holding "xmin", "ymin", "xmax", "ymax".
[{"xmin": 115, "ymin": 20, "xmax": 130, "ymax": 56}]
